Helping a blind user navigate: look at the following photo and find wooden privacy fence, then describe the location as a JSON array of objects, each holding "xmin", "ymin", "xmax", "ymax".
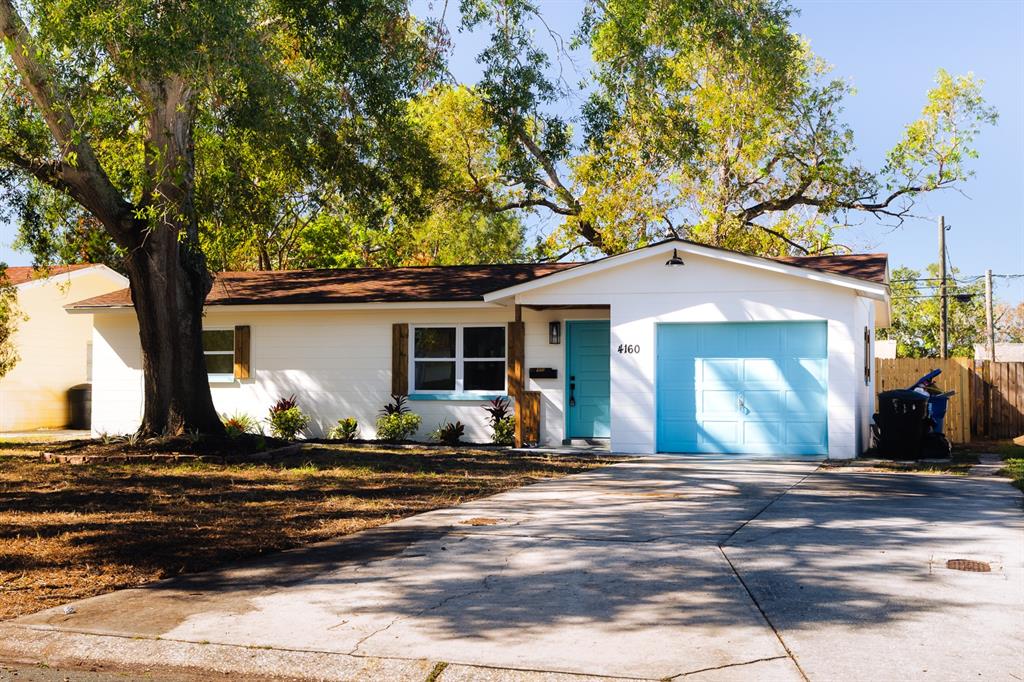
[
  {"xmin": 875, "ymin": 358, "xmax": 1024, "ymax": 443},
  {"xmin": 874, "ymin": 358, "xmax": 972, "ymax": 444},
  {"xmin": 970, "ymin": 361, "xmax": 1024, "ymax": 439}
]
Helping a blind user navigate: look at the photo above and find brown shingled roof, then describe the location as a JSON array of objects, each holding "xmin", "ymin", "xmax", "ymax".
[
  {"xmin": 68, "ymin": 263, "xmax": 583, "ymax": 309},
  {"xmin": 2, "ymin": 264, "xmax": 94, "ymax": 286},
  {"xmin": 773, "ymin": 253, "xmax": 889, "ymax": 284},
  {"xmin": 67, "ymin": 246, "xmax": 888, "ymax": 310}
]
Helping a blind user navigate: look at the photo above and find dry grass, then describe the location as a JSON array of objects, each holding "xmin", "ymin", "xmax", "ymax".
[{"xmin": 0, "ymin": 442, "xmax": 617, "ymax": 621}]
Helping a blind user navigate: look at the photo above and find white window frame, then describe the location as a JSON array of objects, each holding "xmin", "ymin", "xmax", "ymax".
[
  {"xmin": 203, "ymin": 327, "xmax": 235, "ymax": 383},
  {"xmin": 409, "ymin": 324, "xmax": 507, "ymax": 395}
]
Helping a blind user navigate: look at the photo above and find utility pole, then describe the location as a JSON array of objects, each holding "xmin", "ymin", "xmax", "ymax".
[
  {"xmin": 938, "ymin": 216, "xmax": 948, "ymax": 359},
  {"xmin": 985, "ymin": 268, "xmax": 996, "ymax": 362}
]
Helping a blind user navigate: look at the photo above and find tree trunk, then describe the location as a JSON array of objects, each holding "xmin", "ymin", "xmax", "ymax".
[
  {"xmin": 125, "ymin": 77, "xmax": 223, "ymax": 437},
  {"xmin": 126, "ymin": 227, "xmax": 223, "ymax": 436}
]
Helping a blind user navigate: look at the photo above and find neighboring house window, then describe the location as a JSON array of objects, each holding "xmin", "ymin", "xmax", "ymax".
[
  {"xmin": 203, "ymin": 329, "xmax": 235, "ymax": 381},
  {"xmin": 412, "ymin": 325, "xmax": 506, "ymax": 394}
]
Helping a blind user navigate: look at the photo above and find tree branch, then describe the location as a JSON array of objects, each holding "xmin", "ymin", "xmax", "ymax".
[{"xmin": 0, "ymin": 0, "xmax": 133, "ymax": 240}]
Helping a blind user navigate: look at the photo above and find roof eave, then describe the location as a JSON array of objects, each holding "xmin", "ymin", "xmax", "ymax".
[{"xmin": 484, "ymin": 239, "xmax": 889, "ymax": 302}]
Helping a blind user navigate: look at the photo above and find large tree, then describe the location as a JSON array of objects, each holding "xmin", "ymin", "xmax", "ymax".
[
  {"xmin": 455, "ymin": 0, "xmax": 997, "ymax": 257},
  {"xmin": 0, "ymin": 0, "xmax": 438, "ymax": 435}
]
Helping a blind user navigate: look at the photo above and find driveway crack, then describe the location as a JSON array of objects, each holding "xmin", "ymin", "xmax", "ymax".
[
  {"xmin": 671, "ymin": 654, "xmax": 789, "ymax": 679},
  {"xmin": 716, "ymin": 465, "xmax": 820, "ymax": 682}
]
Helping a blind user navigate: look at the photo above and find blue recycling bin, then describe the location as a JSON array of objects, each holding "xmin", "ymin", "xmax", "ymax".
[{"xmin": 927, "ymin": 394, "xmax": 949, "ymax": 434}]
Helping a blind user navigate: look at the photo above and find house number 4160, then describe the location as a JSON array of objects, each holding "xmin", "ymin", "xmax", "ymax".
[{"xmin": 617, "ymin": 344, "xmax": 640, "ymax": 354}]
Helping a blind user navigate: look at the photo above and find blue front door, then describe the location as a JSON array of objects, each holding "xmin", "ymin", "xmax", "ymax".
[
  {"xmin": 656, "ymin": 322, "xmax": 828, "ymax": 455},
  {"xmin": 566, "ymin": 321, "xmax": 611, "ymax": 438}
]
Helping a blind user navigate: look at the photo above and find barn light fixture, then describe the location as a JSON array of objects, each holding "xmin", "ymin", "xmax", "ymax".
[{"xmin": 665, "ymin": 248, "xmax": 685, "ymax": 267}]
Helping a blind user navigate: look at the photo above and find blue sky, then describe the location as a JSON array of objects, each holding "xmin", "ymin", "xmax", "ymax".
[{"xmin": 2, "ymin": 0, "xmax": 1021, "ymax": 302}]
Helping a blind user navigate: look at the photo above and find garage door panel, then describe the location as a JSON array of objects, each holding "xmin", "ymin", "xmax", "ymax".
[
  {"xmin": 785, "ymin": 389, "xmax": 827, "ymax": 415},
  {"xmin": 658, "ymin": 325, "xmax": 701, "ymax": 355},
  {"xmin": 784, "ymin": 324, "xmax": 827, "ymax": 357},
  {"xmin": 700, "ymin": 421, "xmax": 739, "ymax": 445},
  {"xmin": 701, "ymin": 359, "xmax": 741, "ymax": 384},
  {"xmin": 744, "ymin": 390, "xmax": 783, "ymax": 414},
  {"xmin": 743, "ymin": 421, "xmax": 782, "ymax": 444},
  {"xmin": 657, "ymin": 322, "xmax": 828, "ymax": 455},
  {"xmin": 702, "ymin": 390, "xmax": 738, "ymax": 414},
  {"xmin": 742, "ymin": 359, "xmax": 781, "ymax": 384},
  {"xmin": 786, "ymin": 421, "xmax": 828, "ymax": 446},
  {"xmin": 701, "ymin": 326, "xmax": 740, "ymax": 355},
  {"xmin": 742, "ymin": 325, "xmax": 782, "ymax": 355},
  {"xmin": 784, "ymin": 358, "xmax": 827, "ymax": 388}
]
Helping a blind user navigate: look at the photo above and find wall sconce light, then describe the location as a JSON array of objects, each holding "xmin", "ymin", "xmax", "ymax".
[
  {"xmin": 665, "ymin": 248, "xmax": 685, "ymax": 267},
  {"xmin": 549, "ymin": 321, "xmax": 561, "ymax": 345}
]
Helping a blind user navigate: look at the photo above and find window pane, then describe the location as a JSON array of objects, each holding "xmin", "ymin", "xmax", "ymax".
[
  {"xmin": 464, "ymin": 327, "xmax": 505, "ymax": 358},
  {"xmin": 203, "ymin": 330, "xmax": 234, "ymax": 352},
  {"xmin": 464, "ymin": 361, "xmax": 505, "ymax": 391},
  {"xmin": 414, "ymin": 361, "xmax": 456, "ymax": 391},
  {"xmin": 205, "ymin": 354, "xmax": 234, "ymax": 375},
  {"xmin": 414, "ymin": 328, "xmax": 456, "ymax": 358}
]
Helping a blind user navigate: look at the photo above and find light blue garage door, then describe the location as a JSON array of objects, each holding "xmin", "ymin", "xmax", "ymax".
[{"xmin": 656, "ymin": 322, "xmax": 828, "ymax": 455}]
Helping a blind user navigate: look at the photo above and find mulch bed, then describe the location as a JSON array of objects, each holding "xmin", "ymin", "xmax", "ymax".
[{"xmin": 0, "ymin": 441, "xmax": 621, "ymax": 620}]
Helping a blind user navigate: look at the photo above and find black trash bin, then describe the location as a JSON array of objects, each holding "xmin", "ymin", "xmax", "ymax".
[
  {"xmin": 874, "ymin": 389, "xmax": 928, "ymax": 460},
  {"xmin": 68, "ymin": 383, "xmax": 91, "ymax": 430}
]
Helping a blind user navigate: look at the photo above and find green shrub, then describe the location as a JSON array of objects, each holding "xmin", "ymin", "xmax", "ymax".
[
  {"xmin": 221, "ymin": 412, "xmax": 256, "ymax": 438},
  {"xmin": 492, "ymin": 416, "xmax": 515, "ymax": 445},
  {"xmin": 267, "ymin": 396, "xmax": 310, "ymax": 440},
  {"xmin": 431, "ymin": 420, "xmax": 465, "ymax": 445},
  {"xmin": 375, "ymin": 412, "xmax": 421, "ymax": 442},
  {"xmin": 327, "ymin": 417, "xmax": 359, "ymax": 441},
  {"xmin": 483, "ymin": 397, "xmax": 515, "ymax": 445}
]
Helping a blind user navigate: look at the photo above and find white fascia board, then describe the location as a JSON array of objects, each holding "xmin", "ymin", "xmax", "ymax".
[
  {"xmin": 483, "ymin": 239, "xmax": 890, "ymax": 302},
  {"xmin": 15, "ymin": 264, "xmax": 129, "ymax": 291},
  {"xmin": 66, "ymin": 300, "xmax": 505, "ymax": 315}
]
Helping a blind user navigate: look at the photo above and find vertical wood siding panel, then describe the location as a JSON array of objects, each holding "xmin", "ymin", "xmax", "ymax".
[{"xmin": 392, "ymin": 323, "xmax": 408, "ymax": 396}]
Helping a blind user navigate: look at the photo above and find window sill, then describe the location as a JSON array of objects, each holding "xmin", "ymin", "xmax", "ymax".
[
  {"xmin": 208, "ymin": 375, "xmax": 237, "ymax": 385},
  {"xmin": 408, "ymin": 393, "xmax": 507, "ymax": 401}
]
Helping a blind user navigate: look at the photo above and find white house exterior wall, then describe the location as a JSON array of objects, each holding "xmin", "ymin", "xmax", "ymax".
[
  {"xmin": 512, "ymin": 251, "xmax": 869, "ymax": 459},
  {"xmin": 88, "ymin": 249, "xmax": 878, "ymax": 458},
  {"xmin": 90, "ymin": 306, "xmax": 608, "ymax": 442}
]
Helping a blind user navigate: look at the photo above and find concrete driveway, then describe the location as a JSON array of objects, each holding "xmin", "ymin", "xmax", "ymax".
[{"xmin": 2, "ymin": 457, "xmax": 1022, "ymax": 681}]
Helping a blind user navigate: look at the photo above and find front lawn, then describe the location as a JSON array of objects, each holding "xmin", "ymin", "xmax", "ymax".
[{"xmin": 0, "ymin": 442, "xmax": 618, "ymax": 620}]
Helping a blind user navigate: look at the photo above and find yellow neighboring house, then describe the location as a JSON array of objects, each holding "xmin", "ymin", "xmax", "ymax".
[{"xmin": 0, "ymin": 264, "xmax": 128, "ymax": 431}]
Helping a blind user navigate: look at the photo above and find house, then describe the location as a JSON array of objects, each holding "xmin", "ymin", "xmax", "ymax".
[
  {"xmin": 0, "ymin": 264, "xmax": 128, "ymax": 431},
  {"xmin": 975, "ymin": 342, "xmax": 1024, "ymax": 362},
  {"xmin": 875, "ymin": 339, "xmax": 897, "ymax": 359},
  {"xmin": 67, "ymin": 240, "xmax": 890, "ymax": 458}
]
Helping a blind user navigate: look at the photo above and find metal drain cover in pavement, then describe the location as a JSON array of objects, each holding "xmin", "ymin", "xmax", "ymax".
[{"xmin": 946, "ymin": 559, "xmax": 991, "ymax": 572}]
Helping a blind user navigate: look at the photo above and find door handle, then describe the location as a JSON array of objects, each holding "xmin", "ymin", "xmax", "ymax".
[{"xmin": 569, "ymin": 376, "xmax": 576, "ymax": 407}]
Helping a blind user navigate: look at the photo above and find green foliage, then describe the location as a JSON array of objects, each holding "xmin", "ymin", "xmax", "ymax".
[
  {"xmin": 0, "ymin": 264, "xmax": 23, "ymax": 378},
  {"xmin": 879, "ymin": 264, "xmax": 985, "ymax": 358},
  {"xmin": 0, "ymin": 0, "xmax": 447, "ymax": 268},
  {"xmin": 431, "ymin": 420, "xmax": 465, "ymax": 445},
  {"xmin": 327, "ymin": 418, "xmax": 360, "ymax": 442},
  {"xmin": 221, "ymin": 412, "xmax": 256, "ymax": 438},
  {"xmin": 454, "ymin": 0, "xmax": 996, "ymax": 258},
  {"xmin": 267, "ymin": 396, "xmax": 310, "ymax": 440},
  {"xmin": 375, "ymin": 412, "xmax": 422, "ymax": 442},
  {"xmin": 380, "ymin": 394, "xmax": 411, "ymax": 416},
  {"xmin": 482, "ymin": 396, "xmax": 513, "ymax": 444},
  {"xmin": 492, "ymin": 416, "xmax": 515, "ymax": 446}
]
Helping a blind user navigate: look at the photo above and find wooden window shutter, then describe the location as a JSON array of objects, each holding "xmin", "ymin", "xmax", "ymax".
[
  {"xmin": 392, "ymin": 323, "xmax": 409, "ymax": 395},
  {"xmin": 507, "ymin": 321, "xmax": 525, "ymax": 399},
  {"xmin": 233, "ymin": 325, "xmax": 251, "ymax": 380}
]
